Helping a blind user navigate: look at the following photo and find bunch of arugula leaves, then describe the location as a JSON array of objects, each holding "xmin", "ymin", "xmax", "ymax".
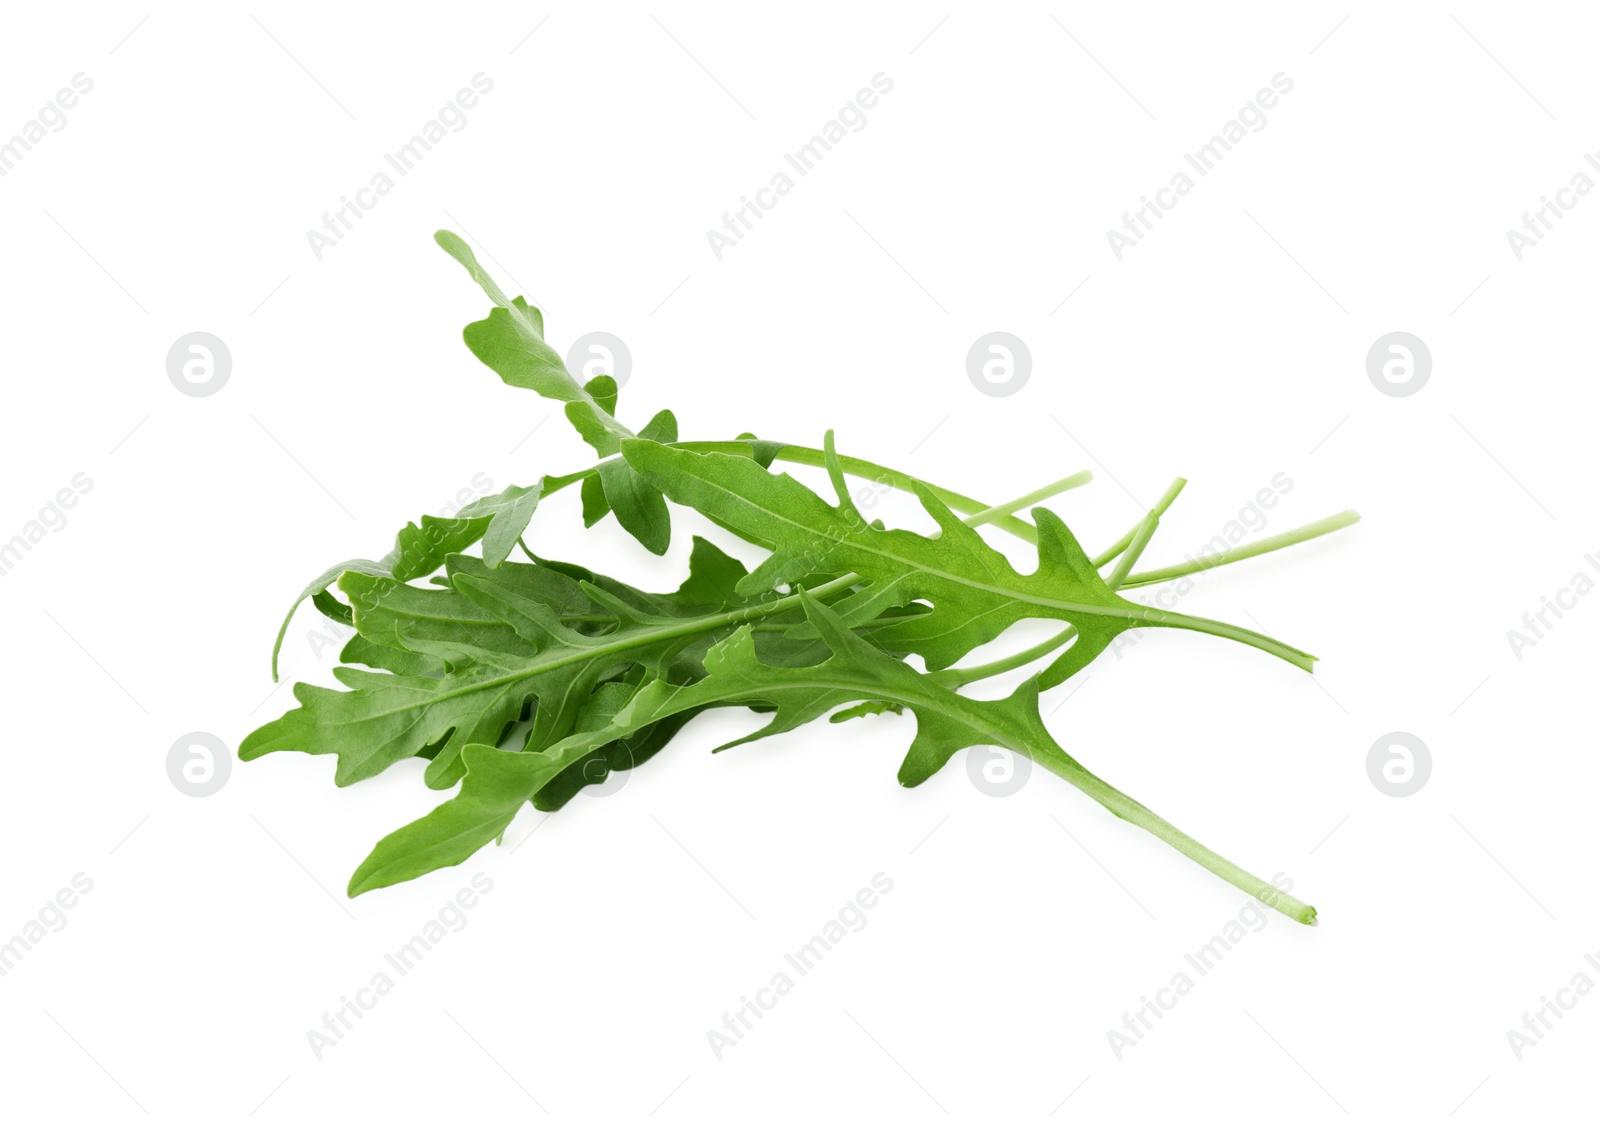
[{"xmin": 242, "ymin": 232, "xmax": 1358, "ymax": 923}]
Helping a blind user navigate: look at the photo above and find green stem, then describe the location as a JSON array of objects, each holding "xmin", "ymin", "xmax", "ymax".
[
  {"xmin": 934, "ymin": 625, "xmax": 1077, "ymax": 688},
  {"xmin": 1106, "ymin": 477, "xmax": 1185, "ymax": 588},
  {"xmin": 1118, "ymin": 510, "xmax": 1361, "ymax": 589},
  {"xmin": 1025, "ymin": 736, "xmax": 1316, "ymax": 924},
  {"xmin": 776, "ymin": 644, "xmax": 1317, "ymax": 923},
  {"xmin": 1090, "ymin": 528, "xmax": 1137, "ymax": 570},
  {"xmin": 1090, "ymin": 477, "xmax": 1186, "ymax": 569},
  {"xmin": 963, "ymin": 471, "xmax": 1092, "ymax": 526}
]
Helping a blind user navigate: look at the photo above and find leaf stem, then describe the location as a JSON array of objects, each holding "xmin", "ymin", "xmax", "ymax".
[
  {"xmin": 813, "ymin": 634, "xmax": 1320, "ymax": 924},
  {"xmin": 1106, "ymin": 477, "xmax": 1185, "ymax": 588},
  {"xmin": 933, "ymin": 625, "xmax": 1076, "ymax": 688},
  {"xmin": 962, "ymin": 471, "xmax": 1093, "ymax": 526},
  {"xmin": 1117, "ymin": 510, "xmax": 1361, "ymax": 589},
  {"xmin": 1089, "ymin": 476, "xmax": 1187, "ymax": 569},
  {"xmin": 1024, "ymin": 735, "xmax": 1317, "ymax": 924}
]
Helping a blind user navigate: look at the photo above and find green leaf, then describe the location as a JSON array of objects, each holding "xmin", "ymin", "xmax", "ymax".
[
  {"xmin": 245, "ymin": 233, "xmax": 1356, "ymax": 924},
  {"xmin": 463, "ymin": 535, "xmax": 751, "ymax": 623},
  {"xmin": 663, "ymin": 536, "xmax": 749, "ymax": 611},
  {"xmin": 347, "ymin": 575, "xmax": 1311, "ymax": 913},
  {"xmin": 580, "ymin": 411, "xmax": 678, "ymax": 554},
  {"xmin": 348, "ymin": 592, "xmax": 1319, "ymax": 925},
  {"xmin": 247, "ymin": 577, "xmax": 684, "ymax": 789},
  {"xmin": 440, "ymin": 229, "xmax": 633, "ymax": 457},
  {"xmin": 596, "ymin": 459, "xmax": 671, "ymax": 554},
  {"xmin": 584, "ymin": 373, "xmax": 619, "ymax": 416},
  {"xmin": 268, "ymin": 513, "xmax": 491, "ymax": 680},
  {"xmin": 340, "ymin": 632, "xmax": 436, "ymax": 678},
  {"xmin": 736, "ymin": 433, "xmax": 788, "ymax": 470},
  {"xmin": 530, "ymin": 681, "xmax": 701, "ymax": 811},
  {"xmin": 458, "ymin": 482, "xmax": 543, "ymax": 568},
  {"xmin": 270, "ymin": 559, "xmax": 386, "ymax": 680},
  {"xmin": 244, "ymin": 537, "xmax": 759, "ymax": 790},
  {"xmin": 343, "ymin": 593, "xmax": 1040, "ymax": 891},
  {"xmin": 640, "ymin": 409, "xmax": 678, "ymax": 444},
  {"xmin": 348, "ymin": 744, "xmax": 548, "ymax": 896},
  {"xmin": 620, "ymin": 440, "xmax": 1315, "ymax": 673},
  {"xmin": 388, "ymin": 514, "xmax": 492, "ymax": 582},
  {"xmin": 580, "ymin": 472, "xmax": 610, "ymax": 527},
  {"xmin": 564, "ymin": 400, "xmax": 623, "ymax": 457},
  {"xmin": 462, "ymin": 301, "xmax": 587, "ymax": 412},
  {"xmin": 338, "ymin": 570, "xmax": 526, "ymax": 661},
  {"xmin": 311, "ymin": 588, "xmax": 353, "ymax": 627},
  {"xmin": 435, "ymin": 230, "xmax": 518, "ymax": 310}
]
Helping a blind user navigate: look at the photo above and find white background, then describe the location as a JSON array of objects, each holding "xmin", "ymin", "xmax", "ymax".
[{"xmin": 0, "ymin": 1, "xmax": 1594, "ymax": 1126}]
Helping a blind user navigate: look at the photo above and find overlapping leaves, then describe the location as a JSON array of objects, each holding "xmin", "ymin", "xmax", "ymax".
[
  {"xmin": 621, "ymin": 438, "xmax": 1315, "ymax": 678},
  {"xmin": 347, "ymin": 593, "xmax": 1052, "ymax": 894},
  {"xmin": 243, "ymin": 538, "xmax": 757, "ymax": 790},
  {"xmin": 242, "ymin": 229, "xmax": 1350, "ymax": 925}
]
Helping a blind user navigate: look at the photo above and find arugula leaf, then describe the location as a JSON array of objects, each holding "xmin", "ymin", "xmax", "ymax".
[
  {"xmin": 531, "ymin": 691, "xmax": 701, "ymax": 812},
  {"xmin": 458, "ymin": 299, "xmax": 626, "ymax": 453},
  {"xmin": 244, "ymin": 536, "xmax": 760, "ymax": 789},
  {"xmin": 311, "ymin": 588, "xmax": 354, "ymax": 626},
  {"xmin": 518, "ymin": 535, "xmax": 751, "ymax": 621},
  {"xmin": 458, "ymin": 482, "xmax": 543, "ymax": 568},
  {"xmin": 580, "ymin": 473, "xmax": 611, "ymax": 527},
  {"xmin": 348, "ymin": 593, "xmax": 1318, "ymax": 925},
  {"xmin": 620, "ymin": 438, "xmax": 1315, "ymax": 673},
  {"xmin": 440, "ymin": 233, "xmax": 633, "ymax": 457},
  {"xmin": 347, "ymin": 743, "xmax": 548, "ymax": 895},
  {"xmin": 245, "ymin": 229, "xmax": 1362, "ymax": 924},
  {"xmin": 736, "ymin": 432, "xmax": 787, "ymax": 470},
  {"xmin": 592, "ymin": 410, "xmax": 677, "ymax": 554},
  {"xmin": 269, "ymin": 514, "xmax": 491, "ymax": 680},
  {"xmin": 584, "ymin": 374, "xmax": 619, "ymax": 416},
  {"xmin": 343, "ymin": 594, "xmax": 948, "ymax": 893}
]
